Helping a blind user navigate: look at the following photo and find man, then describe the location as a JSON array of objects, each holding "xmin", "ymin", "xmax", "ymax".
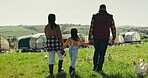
[{"xmin": 88, "ymin": 4, "xmax": 116, "ymax": 72}]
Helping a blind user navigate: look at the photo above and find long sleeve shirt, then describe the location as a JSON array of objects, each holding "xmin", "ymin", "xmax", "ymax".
[{"xmin": 44, "ymin": 24, "xmax": 64, "ymax": 45}]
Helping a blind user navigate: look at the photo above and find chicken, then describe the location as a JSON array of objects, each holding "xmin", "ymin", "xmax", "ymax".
[
  {"xmin": 40, "ymin": 50, "xmax": 44, "ymax": 54},
  {"xmin": 140, "ymin": 59, "xmax": 148, "ymax": 71},
  {"xmin": 19, "ymin": 50, "xmax": 22, "ymax": 53},
  {"xmin": 140, "ymin": 58, "xmax": 146, "ymax": 67},
  {"xmin": 140, "ymin": 59, "xmax": 148, "ymax": 70},
  {"xmin": 44, "ymin": 55, "xmax": 48, "ymax": 59},
  {"xmin": 133, "ymin": 61, "xmax": 147, "ymax": 76},
  {"xmin": 144, "ymin": 63, "xmax": 148, "ymax": 70},
  {"xmin": 107, "ymin": 54, "xmax": 112, "ymax": 61},
  {"xmin": 86, "ymin": 54, "xmax": 91, "ymax": 62}
]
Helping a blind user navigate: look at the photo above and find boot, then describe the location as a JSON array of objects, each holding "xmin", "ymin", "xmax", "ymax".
[
  {"xmin": 69, "ymin": 66, "xmax": 75, "ymax": 74},
  {"xmin": 49, "ymin": 64, "xmax": 53, "ymax": 75},
  {"xmin": 92, "ymin": 64, "xmax": 98, "ymax": 71},
  {"xmin": 58, "ymin": 60, "xmax": 64, "ymax": 72},
  {"xmin": 69, "ymin": 66, "xmax": 73, "ymax": 74}
]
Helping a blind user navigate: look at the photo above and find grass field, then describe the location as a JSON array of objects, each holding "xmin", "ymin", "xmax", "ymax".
[
  {"xmin": 0, "ymin": 43, "xmax": 148, "ymax": 78},
  {"xmin": 0, "ymin": 26, "xmax": 39, "ymax": 38}
]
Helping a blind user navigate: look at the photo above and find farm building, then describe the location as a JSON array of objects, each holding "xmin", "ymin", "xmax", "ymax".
[
  {"xmin": 0, "ymin": 35, "xmax": 10, "ymax": 51},
  {"xmin": 109, "ymin": 33, "xmax": 124, "ymax": 44},
  {"xmin": 124, "ymin": 32, "xmax": 140, "ymax": 42},
  {"xmin": 17, "ymin": 33, "xmax": 46, "ymax": 51}
]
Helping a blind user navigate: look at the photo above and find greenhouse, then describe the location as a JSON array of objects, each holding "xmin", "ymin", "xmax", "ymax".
[
  {"xmin": 124, "ymin": 32, "xmax": 140, "ymax": 42},
  {"xmin": 0, "ymin": 35, "xmax": 10, "ymax": 51},
  {"xmin": 17, "ymin": 33, "xmax": 46, "ymax": 51},
  {"xmin": 109, "ymin": 33, "xmax": 124, "ymax": 44}
]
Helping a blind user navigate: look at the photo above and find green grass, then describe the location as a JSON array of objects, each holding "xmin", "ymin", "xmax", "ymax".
[
  {"xmin": 0, "ymin": 43, "xmax": 148, "ymax": 78},
  {"xmin": 0, "ymin": 26, "xmax": 39, "ymax": 38},
  {"xmin": 0, "ymin": 25, "xmax": 90, "ymax": 39}
]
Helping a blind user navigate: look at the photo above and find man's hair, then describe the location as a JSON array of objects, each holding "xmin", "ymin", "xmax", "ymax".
[{"xmin": 100, "ymin": 4, "xmax": 106, "ymax": 9}]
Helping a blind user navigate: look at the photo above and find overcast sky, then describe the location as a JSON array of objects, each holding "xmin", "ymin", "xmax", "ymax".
[{"xmin": 0, "ymin": 0, "xmax": 148, "ymax": 26}]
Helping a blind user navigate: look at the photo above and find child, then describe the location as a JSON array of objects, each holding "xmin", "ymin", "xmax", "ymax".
[{"xmin": 63, "ymin": 28, "xmax": 91, "ymax": 74}]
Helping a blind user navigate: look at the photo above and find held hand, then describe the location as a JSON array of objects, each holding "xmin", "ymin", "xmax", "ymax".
[
  {"xmin": 88, "ymin": 43, "xmax": 92, "ymax": 45},
  {"xmin": 61, "ymin": 43, "xmax": 65, "ymax": 48},
  {"xmin": 89, "ymin": 42, "xmax": 93, "ymax": 45},
  {"xmin": 61, "ymin": 49, "xmax": 66, "ymax": 56}
]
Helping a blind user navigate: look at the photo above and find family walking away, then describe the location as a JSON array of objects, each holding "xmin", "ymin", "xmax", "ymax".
[
  {"xmin": 88, "ymin": 4, "xmax": 116, "ymax": 73},
  {"xmin": 44, "ymin": 4, "xmax": 116, "ymax": 76}
]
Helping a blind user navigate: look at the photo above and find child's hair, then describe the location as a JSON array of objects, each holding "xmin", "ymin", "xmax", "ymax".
[{"xmin": 71, "ymin": 28, "xmax": 79, "ymax": 41}]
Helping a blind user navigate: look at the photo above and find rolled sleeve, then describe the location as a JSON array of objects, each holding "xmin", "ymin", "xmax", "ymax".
[{"xmin": 110, "ymin": 19, "xmax": 116, "ymax": 40}]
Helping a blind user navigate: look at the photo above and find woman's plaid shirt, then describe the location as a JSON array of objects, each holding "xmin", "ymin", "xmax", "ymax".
[{"xmin": 46, "ymin": 36, "xmax": 62, "ymax": 51}]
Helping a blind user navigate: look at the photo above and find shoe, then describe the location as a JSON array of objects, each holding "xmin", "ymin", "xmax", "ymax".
[
  {"xmin": 92, "ymin": 68, "xmax": 97, "ymax": 72},
  {"xmin": 49, "ymin": 64, "xmax": 54, "ymax": 75},
  {"xmin": 58, "ymin": 60, "xmax": 64, "ymax": 72},
  {"xmin": 98, "ymin": 70, "xmax": 106, "ymax": 76},
  {"xmin": 58, "ymin": 68, "xmax": 64, "ymax": 72},
  {"xmin": 69, "ymin": 66, "xmax": 75, "ymax": 74}
]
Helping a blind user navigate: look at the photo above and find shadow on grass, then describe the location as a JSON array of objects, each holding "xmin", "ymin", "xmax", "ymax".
[
  {"xmin": 46, "ymin": 71, "xmax": 82, "ymax": 78},
  {"xmin": 56, "ymin": 72, "xmax": 67, "ymax": 78},
  {"xmin": 102, "ymin": 74, "xmax": 123, "ymax": 78},
  {"xmin": 46, "ymin": 72, "xmax": 68, "ymax": 78},
  {"xmin": 70, "ymin": 71, "xmax": 82, "ymax": 78},
  {"xmin": 46, "ymin": 75, "xmax": 55, "ymax": 78}
]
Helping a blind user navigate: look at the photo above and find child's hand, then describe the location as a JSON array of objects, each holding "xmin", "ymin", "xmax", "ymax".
[{"xmin": 62, "ymin": 44, "xmax": 65, "ymax": 48}]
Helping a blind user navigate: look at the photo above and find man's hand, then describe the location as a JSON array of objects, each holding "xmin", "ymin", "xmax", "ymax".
[
  {"xmin": 88, "ymin": 42, "xmax": 93, "ymax": 45},
  {"xmin": 88, "ymin": 40, "xmax": 93, "ymax": 45}
]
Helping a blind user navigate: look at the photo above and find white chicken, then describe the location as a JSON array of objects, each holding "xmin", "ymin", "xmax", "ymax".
[
  {"xmin": 140, "ymin": 58, "xmax": 148, "ymax": 70},
  {"xmin": 44, "ymin": 55, "xmax": 48, "ymax": 59},
  {"xmin": 86, "ymin": 54, "xmax": 91, "ymax": 62},
  {"xmin": 41, "ymin": 50, "xmax": 44, "ymax": 54},
  {"xmin": 107, "ymin": 54, "xmax": 112, "ymax": 61},
  {"xmin": 144, "ymin": 64, "xmax": 148, "ymax": 70},
  {"xmin": 19, "ymin": 50, "xmax": 22, "ymax": 53},
  {"xmin": 140, "ymin": 58, "xmax": 146, "ymax": 67},
  {"xmin": 133, "ymin": 61, "xmax": 147, "ymax": 76}
]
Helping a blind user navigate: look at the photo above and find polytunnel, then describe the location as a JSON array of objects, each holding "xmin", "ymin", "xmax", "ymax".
[
  {"xmin": 0, "ymin": 35, "xmax": 10, "ymax": 51},
  {"xmin": 17, "ymin": 33, "xmax": 46, "ymax": 51}
]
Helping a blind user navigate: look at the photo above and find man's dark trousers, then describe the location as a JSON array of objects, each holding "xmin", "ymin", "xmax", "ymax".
[{"xmin": 93, "ymin": 39, "xmax": 109, "ymax": 71}]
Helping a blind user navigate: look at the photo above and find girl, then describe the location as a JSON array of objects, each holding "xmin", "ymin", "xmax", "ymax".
[
  {"xmin": 44, "ymin": 14, "xmax": 64, "ymax": 75},
  {"xmin": 63, "ymin": 28, "xmax": 90, "ymax": 74}
]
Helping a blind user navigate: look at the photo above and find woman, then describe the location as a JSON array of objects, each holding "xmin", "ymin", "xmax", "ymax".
[{"xmin": 44, "ymin": 14, "xmax": 64, "ymax": 75}]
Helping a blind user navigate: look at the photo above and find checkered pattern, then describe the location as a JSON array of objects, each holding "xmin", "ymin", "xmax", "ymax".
[{"xmin": 46, "ymin": 36, "xmax": 62, "ymax": 51}]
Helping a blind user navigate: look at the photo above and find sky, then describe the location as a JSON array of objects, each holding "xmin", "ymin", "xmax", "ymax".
[{"xmin": 0, "ymin": 0, "xmax": 148, "ymax": 26}]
